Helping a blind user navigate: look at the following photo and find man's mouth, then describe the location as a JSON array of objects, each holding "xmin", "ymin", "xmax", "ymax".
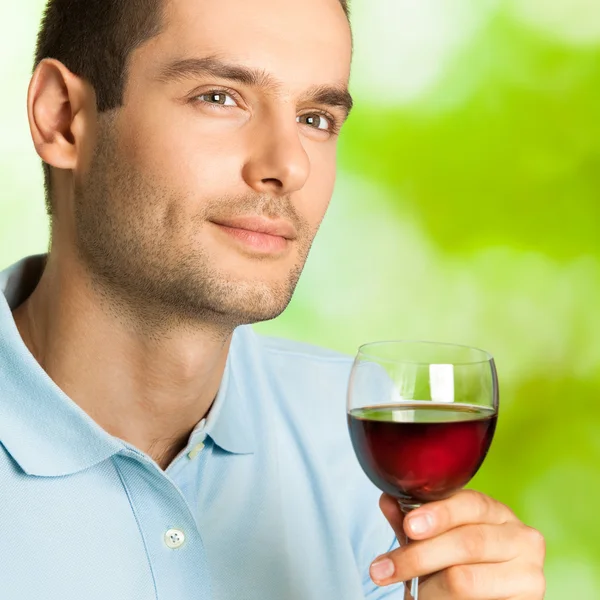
[{"xmin": 209, "ymin": 216, "xmax": 298, "ymax": 255}]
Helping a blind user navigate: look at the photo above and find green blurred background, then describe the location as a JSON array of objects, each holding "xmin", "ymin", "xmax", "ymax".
[{"xmin": 1, "ymin": 1, "xmax": 599, "ymax": 597}]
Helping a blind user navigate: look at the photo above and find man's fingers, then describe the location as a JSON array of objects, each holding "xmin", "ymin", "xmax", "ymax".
[
  {"xmin": 370, "ymin": 522, "xmax": 523, "ymax": 586},
  {"xmin": 418, "ymin": 560, "xmax": 547, "ymax": 600},
  {"xmin": 404, "ymin": 490, "xmax": 518, "ymax": 540},
  {"xmin": 374, "ymin": 491, "xmax": 545, "ymax": 598},
  {"xmin": 379, "ymin": 493, "xmax": 405, "ymax": 539}
]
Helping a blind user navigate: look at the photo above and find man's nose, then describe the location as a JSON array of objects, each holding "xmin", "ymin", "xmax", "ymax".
[{"xmin": 241, "ymin": 117, "xmax": 311, "ymax": 197}]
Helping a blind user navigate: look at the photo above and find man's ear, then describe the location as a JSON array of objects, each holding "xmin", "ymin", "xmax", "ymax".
[{"xmin": 27, "ymin": 58, "xmax": 96, "ymax": 172}]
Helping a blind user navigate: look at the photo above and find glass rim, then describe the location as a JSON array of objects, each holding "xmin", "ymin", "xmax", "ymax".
[{"xmin": 356, "ymin": 339, "xmax": 494, "ymax": 366}]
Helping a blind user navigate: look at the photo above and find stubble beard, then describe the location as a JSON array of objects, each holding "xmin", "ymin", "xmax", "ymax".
[{"xmin": 72, "ymin": 124, "xmax": 316, "ymax": 337}]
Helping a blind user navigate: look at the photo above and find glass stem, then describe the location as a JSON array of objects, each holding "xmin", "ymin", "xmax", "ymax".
[{"xmin": 398, "ymin": 500, "xmax": 422, "ymax": 600}]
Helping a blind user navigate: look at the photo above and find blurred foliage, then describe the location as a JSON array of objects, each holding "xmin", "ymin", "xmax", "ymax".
[{"xmin": 1, "ymin": 1, "xmax": 599, "ymax": 598}]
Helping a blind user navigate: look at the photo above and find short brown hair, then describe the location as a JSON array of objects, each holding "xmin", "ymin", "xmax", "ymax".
[{"xmin": 33, "ymin": 0, "xmax": 351, "ymax": 217}]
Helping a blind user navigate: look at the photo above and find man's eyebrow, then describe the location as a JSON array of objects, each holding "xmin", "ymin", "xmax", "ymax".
[
  {"xmin": 301, "ymin": 84, "xmax": 354, "ymax": 121},
  {"xmin": 156, "ymin": 56, "xmax": 282, "ymax": 91},
  {"xmin": 156, "ymin": 56, "xmax": 354, "ymax": 120}
]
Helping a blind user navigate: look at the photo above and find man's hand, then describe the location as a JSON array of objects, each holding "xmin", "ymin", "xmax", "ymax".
[{"xmin": 369, "ymin": 490, "xmax": 546, "ymax": 599}]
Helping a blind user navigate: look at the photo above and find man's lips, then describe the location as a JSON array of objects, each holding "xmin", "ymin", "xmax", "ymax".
[
  {"xmin": 210, "ymin": 216, "xmax": 298, "ymax": 240},
  {"xmin": 210, "ymin": 216, "xmax": 298, "ymax": 254}
]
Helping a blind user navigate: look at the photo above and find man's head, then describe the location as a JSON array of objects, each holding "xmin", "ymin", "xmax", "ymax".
[{"xmin": 29, "ymin": 0, "xmax": 353, "ymax": 329}]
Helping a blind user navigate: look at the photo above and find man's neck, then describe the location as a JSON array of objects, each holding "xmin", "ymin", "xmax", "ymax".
[{"xmin": 11, "ymin": 252, "xmax": 233, "ymax": 470}]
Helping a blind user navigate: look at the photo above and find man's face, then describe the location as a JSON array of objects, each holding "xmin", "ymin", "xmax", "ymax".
[{"xmin": 72, "ymin": 0, "xmax": 352, "ymax": 328}]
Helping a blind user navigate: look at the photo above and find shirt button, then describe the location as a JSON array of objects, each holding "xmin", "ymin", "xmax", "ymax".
[
  {"xmin": 187, "ymin": 441, "xmax": 205, "ymax": 460},
  {"xmin": 164, "ymin": 528, "xmax": 186, "ymax": 549}
]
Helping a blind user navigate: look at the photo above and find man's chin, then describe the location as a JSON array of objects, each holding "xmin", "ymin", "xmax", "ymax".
[
  {"xmin": 219, "ymin": 288, "xmax": 293, "ymax": 325},
  {"xmin": 179, "ymin": 275, "xmax": 298, "ymax": 327}
]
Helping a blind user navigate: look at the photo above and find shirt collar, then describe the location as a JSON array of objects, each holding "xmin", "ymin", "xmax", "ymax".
[
  {"xmin": 0, "ymin": 254, "xmax": 254, "ymax": 478},
  {"xmin": 0, "ymin": 255, "xmax": 125, "ymax": 476},
  {"xmin": 204, "ymin": 331, "xmax": 255, "ymax": 455}
]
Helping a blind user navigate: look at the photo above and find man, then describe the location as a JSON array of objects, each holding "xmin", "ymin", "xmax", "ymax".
[{"xmin": 0, "ymin": 0, "xmax": 545, "ymax": 598}]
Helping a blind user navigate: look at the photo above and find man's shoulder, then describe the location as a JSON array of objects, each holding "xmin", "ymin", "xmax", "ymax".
[
  {"xmin": 248, "ymin": 328, "xmax": 354, "ymax": 389},
  {"xmin": 255, "ymin": 330, "xmax": 353, "ymax": 366},
  {"xmin": 232, "ymin": 326, "xmax": 353, "ymax": 418}
]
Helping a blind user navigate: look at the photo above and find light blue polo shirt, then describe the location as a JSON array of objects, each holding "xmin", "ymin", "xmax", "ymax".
[{"xmin": 0, "ymin": 255, "xmax": 402, "ymax": 600}]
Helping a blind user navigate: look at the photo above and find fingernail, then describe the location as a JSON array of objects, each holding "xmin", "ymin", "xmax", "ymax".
[
  {"xmin": 406, "ymin": 512, "xmax": 433, "ymax": 535},
  {"xmin": 370, "ymin": 558, "xmax": 395, "ymax": 582}
]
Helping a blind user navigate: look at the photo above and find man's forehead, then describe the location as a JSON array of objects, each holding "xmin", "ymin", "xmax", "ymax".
[
  {"xmin": 150, "ymin": 0, "xmax": 352, "ymax": 83},
  {"xmin": 162, "ymin": 0, "xmax": 348, "ymax": 29}
]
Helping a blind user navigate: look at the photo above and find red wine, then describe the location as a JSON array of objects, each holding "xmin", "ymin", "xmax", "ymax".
[{"xmin": 348, "ymin": 403, "xmax": 497, "ymax": 504}]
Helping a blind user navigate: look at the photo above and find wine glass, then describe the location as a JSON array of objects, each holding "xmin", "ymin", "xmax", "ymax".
[{"xmin": 347, "ymin": 341, "xmax": 499, "ymax": 600}]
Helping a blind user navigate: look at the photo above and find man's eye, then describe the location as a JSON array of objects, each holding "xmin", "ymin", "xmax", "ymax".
[
  {"xmin": 197, "ymin": 92, "xmax": 237, "ymax": 106},
  {"xmin": 297, "ymin": 113, "xmax": 332, "ymax": 131}
]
